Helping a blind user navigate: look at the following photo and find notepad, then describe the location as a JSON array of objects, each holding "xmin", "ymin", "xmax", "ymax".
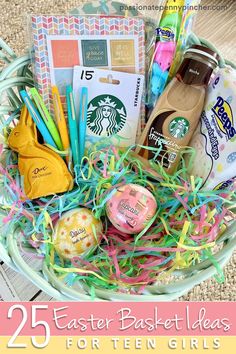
[
  {"xmin": 30, "ymin": 15, "xmax": 145, "ymax": 128},
  {"xmin": 47, "ymin": 35, "xmax": 140, "ymax": 94}
]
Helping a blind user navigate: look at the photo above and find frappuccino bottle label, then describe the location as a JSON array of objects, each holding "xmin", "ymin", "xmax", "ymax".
[
  {"xmin": 137, "ymin": 111, "xmax": 180, "ymax": 169},
  {"xmin": 168, "ymin": 117, "xmax": 190, "ymax": 139},
  {"xmin": 136, "ymin": 45, "xmax": 219, "ymax": 174}
]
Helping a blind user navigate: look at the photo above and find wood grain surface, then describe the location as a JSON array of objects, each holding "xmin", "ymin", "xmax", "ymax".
[{"xmin": 195, "ymin": 0, "xmax": 236, "ymax": 61}]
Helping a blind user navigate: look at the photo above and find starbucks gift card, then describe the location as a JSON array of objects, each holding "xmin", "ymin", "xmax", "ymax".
[{"xmin": 73, "ymin": 66, "xmax": 144, "ymax": 147}]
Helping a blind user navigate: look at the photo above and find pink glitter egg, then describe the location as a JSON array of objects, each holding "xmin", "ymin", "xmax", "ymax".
[{"xmin": 106, "ymin": 184, "xmax": 157, "ymax": 234}]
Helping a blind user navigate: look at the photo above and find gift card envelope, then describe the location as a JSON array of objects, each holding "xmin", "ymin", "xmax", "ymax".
[{"xmin": 73, "ymin": 66, "xmax": 144, "ymax": 147}]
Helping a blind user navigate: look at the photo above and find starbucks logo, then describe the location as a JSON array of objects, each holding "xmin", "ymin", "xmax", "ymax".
[
  {"xmin": 87, "ymin": 95, "xmax": 127, "ymax": 136},
  {"xmin": 169, "ymin": 117, "xmax": 190, "ymax": 139}
]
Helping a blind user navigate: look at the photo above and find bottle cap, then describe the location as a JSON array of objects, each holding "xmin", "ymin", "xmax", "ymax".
[{"xmin": 185, "ymin": 45, "xmax": 219, "ymax": 67}]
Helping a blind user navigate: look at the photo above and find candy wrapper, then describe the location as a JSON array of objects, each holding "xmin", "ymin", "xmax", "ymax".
[
  {"xmin": 189, "ymin": 66, "xmax": 236, "ymax": 190},
  {"xmin": 146, "ymin": 0, "xmax": 185, "ymax": 108}
]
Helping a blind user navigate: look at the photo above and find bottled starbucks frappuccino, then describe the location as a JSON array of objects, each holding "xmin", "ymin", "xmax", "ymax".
[{"xmin": 136, "ymin": 45, "xmax": 219, "ymax": 174}]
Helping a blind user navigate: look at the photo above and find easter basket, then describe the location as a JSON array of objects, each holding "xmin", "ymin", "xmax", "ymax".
[{"xmin": 1, "ymin": 5, "xmax": 236, "ymax": 301}]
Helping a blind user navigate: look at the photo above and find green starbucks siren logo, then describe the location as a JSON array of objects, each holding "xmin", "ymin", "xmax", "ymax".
[
  {"xmin": 169, "ymin": 117, "xmax": 190, "ymax": 139},
  {"xmin": 87, "ymin": 95, "xmax": 127, "ymax": 137}
]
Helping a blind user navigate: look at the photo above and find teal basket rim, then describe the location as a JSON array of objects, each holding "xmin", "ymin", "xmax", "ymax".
[{"xmin": 3, "ymin": 221, "xmax": 236, "ymax": 301}]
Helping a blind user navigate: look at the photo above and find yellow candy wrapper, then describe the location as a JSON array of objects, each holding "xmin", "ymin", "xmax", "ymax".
[{"xmin": 8, "ymin": 107, "xmax": 73, "ymax": 200}]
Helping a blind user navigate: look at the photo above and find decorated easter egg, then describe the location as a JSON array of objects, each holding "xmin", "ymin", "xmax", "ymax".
[
  {"xmin": 106, "ymin": 184, "xmax": 157, "ymax": 234},
  {"xmin": 227, "ymin": 152, "xmax": 236, "ymax": 164},
  {"xmin": 53, "ymin": 208, "xmax": 103, "ymax": 259}
]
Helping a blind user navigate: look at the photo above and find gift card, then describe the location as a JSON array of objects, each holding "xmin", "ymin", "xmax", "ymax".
[{"xmin": 73, "ymin": 66, "xmax": 144, "ymax": 147}]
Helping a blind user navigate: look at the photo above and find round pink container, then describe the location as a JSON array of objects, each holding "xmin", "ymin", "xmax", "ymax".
[{"xmin": 106, "ymin": 184, "xmax": 157, "ymax": 234}]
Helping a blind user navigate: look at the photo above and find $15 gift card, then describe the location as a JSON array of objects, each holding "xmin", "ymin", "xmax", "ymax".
[{"xmin": 73, "ymin": 66, "xmax": 144, "ymax": 147}]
